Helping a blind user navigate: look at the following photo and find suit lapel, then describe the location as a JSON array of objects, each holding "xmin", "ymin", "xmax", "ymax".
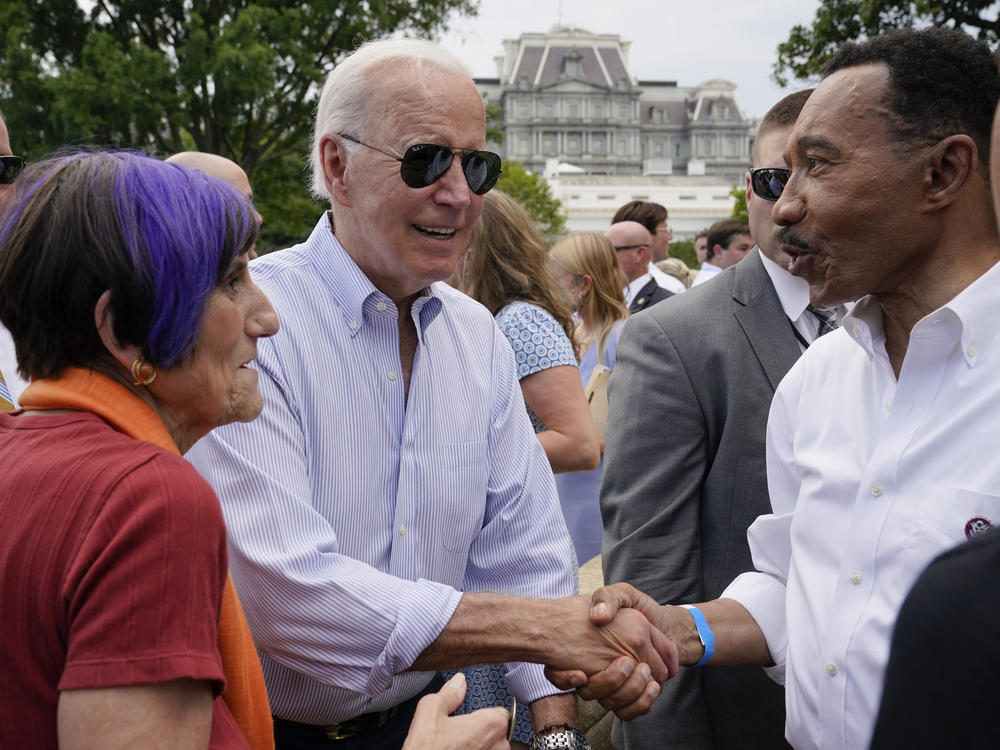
[{"xmin": 731, "ymin": 251, "xmax": 802, "ymax": 391}]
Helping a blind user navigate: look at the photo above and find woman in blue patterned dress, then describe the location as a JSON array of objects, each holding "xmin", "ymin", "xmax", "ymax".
[
  {"xmin": 460, "ymin": 189, "xmax": 599, "ymax": 474},
  {"xmin": 549, "ymin": 233, "xmax": 630, "ymax": 566},
  {"xmin": 450, "ymin": 190, "xmax": 599, "ymax": 747}
]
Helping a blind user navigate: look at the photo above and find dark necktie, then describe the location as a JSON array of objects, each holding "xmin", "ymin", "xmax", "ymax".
[{"xmin": 807, "ymin": 304, "xmax": 839, "ymax": 339}]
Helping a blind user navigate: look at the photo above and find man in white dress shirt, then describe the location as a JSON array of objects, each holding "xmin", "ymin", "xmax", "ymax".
[
  {"xmin": 690, "ymin": 220, "xmax": 752, "ymax": 287},
  {"xmin": 575, "ymin": 26, "xmax": 1000, "ymax": 750},
  {"xmin": 189, "ymin": 38, "xmax": 673, "ymax": 750}
]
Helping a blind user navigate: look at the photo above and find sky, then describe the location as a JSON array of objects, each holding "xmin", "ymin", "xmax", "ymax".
[{"xmin": 438, "ymin": 0, "xmax": 823, "ymax": 119}]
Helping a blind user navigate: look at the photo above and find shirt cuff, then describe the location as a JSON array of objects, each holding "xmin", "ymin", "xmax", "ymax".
[
  {"xmin": 505, "ymin": 660, "xmax": 571, "ymax": 703},
  {"xmin": 721, "ymin": 572, "xmax": 788, "ymax": 684},
  {"xmin": 366, "ymin": 582, "xmax": 463, "ymax": 695}
]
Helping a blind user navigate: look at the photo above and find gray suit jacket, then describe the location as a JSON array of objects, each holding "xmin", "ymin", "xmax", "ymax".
[{"xmin": 601, "ymin": 250, "xmax": 800, "ymax": 750}]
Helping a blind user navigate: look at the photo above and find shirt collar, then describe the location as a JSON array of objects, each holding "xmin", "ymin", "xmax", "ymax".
[
  {"xmin": 307, "ymin": 213, "xmax": 442, "ymax": 338},
  {"xmin": 842, "ymin": 257, "xmax": 1000, "ymax": 368},
  {"xmin": 759, "ymin": 248, "xmax": 811, "ymax": 322}
]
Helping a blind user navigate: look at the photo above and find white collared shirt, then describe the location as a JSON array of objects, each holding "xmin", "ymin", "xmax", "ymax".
[
  {"xmin": 647, "ymin": 261, "xmax": 686, "ymax": 295},
  {"xmin": 759, "ymin": 249, "xmax": 817, "ymax": 348},
  {"xmin": 624, "ymin": 272, "xmax": 655, "ymax": 307},
  {"xmin": 691, "ymin": 262, "xmax": 722, "ymax": 287},
  {"xmin": 723, "ymin": 258, "xmax": 1000, "ymax": 750}
]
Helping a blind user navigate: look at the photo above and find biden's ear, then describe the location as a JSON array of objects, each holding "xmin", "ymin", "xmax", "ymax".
[{"xmin": 320, "ymin": 134, "xmax": 352, "ymax": 208}]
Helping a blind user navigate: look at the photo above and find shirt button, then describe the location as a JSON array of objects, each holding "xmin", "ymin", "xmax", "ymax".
[
  {"xmin": 968, "ymin": 344, "xmax": 977, "ymax": 357},
  {"xmin": 871, "ymin": 484, "xmax": 883, "ymax": 497},
  {"xmin": 886, "ymin": 401, "xmax": 892, "ymax": 412},
  {"xmin": 826, "ymin": 663, "xmax": 838, "ymax": 676},
  {"xmin": 849, "ymin": 571, "xmax": 862, "ymax": 585},
  {"xmin": 349, "ymin": 321, "xmax": 359, "ymax": 331},
  {"xmin": 399, "ymin": 524, "xmax": 406, "ymax": 535},
  {"xmin": 852, "ymin": 324, "xmax": 860, "ymax": 336},
  {"xmin": 387, "ymin": 371, "xmax": 397, "ymax": 381},
  {"xmin": 376, "ymin": 301, "xmax": 387, "ymax": 312}
]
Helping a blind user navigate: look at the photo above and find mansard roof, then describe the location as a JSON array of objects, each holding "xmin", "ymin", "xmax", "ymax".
[{"xmin": 506, "ymin": 26, "xmax": 634, "ymax": 90}]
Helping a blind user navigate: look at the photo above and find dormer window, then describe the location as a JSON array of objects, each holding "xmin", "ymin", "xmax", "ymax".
[{"xmin": 563, "ymin": 49, "xmax": 582, "ymax": 78}]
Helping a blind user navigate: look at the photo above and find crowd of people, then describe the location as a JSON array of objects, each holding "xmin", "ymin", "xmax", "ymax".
[{"xmin": 1, "ymin": 23, "xmax": 999, "ymax": 750}]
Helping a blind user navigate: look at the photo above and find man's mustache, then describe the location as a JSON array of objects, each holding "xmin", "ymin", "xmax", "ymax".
[{"xmin": 777, "ymin": 227, "xmax": 810, "ymax": 251}]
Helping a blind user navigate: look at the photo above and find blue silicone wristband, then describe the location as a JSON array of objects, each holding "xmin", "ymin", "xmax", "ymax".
[{"xmin": 681, "ymin": 605, "xmax": 715, "ymax": 667}]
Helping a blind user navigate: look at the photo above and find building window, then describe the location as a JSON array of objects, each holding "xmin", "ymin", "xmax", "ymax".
[
  {"xmin": 518, "ymin": 102, "xmax": 529, "ymax": 118},
  {"xmin": 543, "ymin": 135, "xmax": 557, "ymax": 156},
  {"xmin": 674, "ymin": 142, "xmax": 682, "ymax": 158},
  {"xmin": 617, "ymin": 140, "xmax": 627, "ymax": 156},
  {"xmin": 654, "ymin": 142, "xmax": 664, "ymax": 157},
  {"xmin": 728, "ymin": 139, "xmax": 737, "ymax": 156},
  {"xmin": 567, "ymin": 134, "xmax": 581, "ymax": 155},
  {"xmin": 719, "ymin": 104, "xmax": 729, "ymax": 119},
  {"xmin": 565, "ymin": 58, "xmax": 580, "ymax": 77},
  {"xmin": 618, "ymin": 104, "xmax": 628, "ymax": 118},
  {"xmin": 518, "ymin": 138, "xmax": 529, "ymax": 155},
  {"xmin": 701, "ymin": 139, "xmax": 713, "ymax": 156},
  {"xmin": 568, "ymin": 103, "xmax": 579, "ymax": 119},
  {"xmin": 542, "ymin": 101, "xmax": 554, "ymax": 117},
  {"xmin": 597, "ymin": 194, "xmax": 616, "ymax": 200},
  {"xmin": 593, "ymin": 103, "xmax": 604, "ymax": 118},
  {"xmin": 593, "ymin": 136, "xmax": 606, "ymax": 155}
]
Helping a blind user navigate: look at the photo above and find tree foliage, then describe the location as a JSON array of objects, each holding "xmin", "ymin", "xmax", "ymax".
[
  {"xmin": 773, "ymin": 0, "xmax": 1000, "ymax": 85},
  {"xmin": 668, "ymin": 239, "xmax": 697, "ymax": 270},
  {"xmin": 495, "ymin": 160, "xmax": 567, "ymax": 239},
  {"xmin": 0, "ymin": 0, "xmax": 477, "ymax": 249},
  {"xmin": 730, "ymin": 182, "xmax": 748, "ymax": 223}
]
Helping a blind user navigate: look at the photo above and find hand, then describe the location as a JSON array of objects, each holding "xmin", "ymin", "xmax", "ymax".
[
  {"xmin": 546, "ymin": 586, "xmax": 676, "ymax": 719},
  {"xmin": 542, "ymin": 595, "xmax": 677, "ymax": 718},
  {"xmin": 402, "ymin": 673, "xmax": 511, "ymax": 750}
]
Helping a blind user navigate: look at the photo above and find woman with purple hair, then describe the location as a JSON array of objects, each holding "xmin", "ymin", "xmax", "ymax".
[
  {"xmin": 0, "ymin": 150, "xmax": 513, "ymax": 750},
  {"xmin": 0, "ymin": 150, "xmax": 280, "ymax": 749}
]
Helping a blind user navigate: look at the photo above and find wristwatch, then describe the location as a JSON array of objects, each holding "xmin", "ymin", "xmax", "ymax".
[{"xmin": 528, "ymin": 728, "xmax": 591, "ymax": 750}]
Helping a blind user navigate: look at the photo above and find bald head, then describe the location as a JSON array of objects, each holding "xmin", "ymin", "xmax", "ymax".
[
  {"xmin": 604, "ymin": 221, "xmax": 652, "ymax": 282},
  {"xmin": 167, "ymin": 152, "xmax": 261, "ymax": 256},
  {"xmin": 166, "ymin": 152, "xmax": 252, "ymax": 198}
]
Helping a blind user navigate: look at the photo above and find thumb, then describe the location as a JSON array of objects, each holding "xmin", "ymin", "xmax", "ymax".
[{"xmin": 437, "ymin": 672, "xmax": 468, "ymax": 714}]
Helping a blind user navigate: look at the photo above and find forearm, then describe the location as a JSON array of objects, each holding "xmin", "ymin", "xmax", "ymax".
[
  {"xmin": 529, "ymin": 693, "xmax": 578, "ymax": 732},
  {"xmin": 412, "ymin": 594, "xmax": 583, "ymax": 671},
  {"xmin": 535, "ymin": 428, "xmax": 600, "ymax": 473},
  {"xmin": 667, "ymin": 598, "xmax": 772, "ymax": 667}
]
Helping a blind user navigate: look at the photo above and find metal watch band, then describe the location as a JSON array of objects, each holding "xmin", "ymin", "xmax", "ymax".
[{"xmin": 529, "ymin": 728, "xmax": 591, "ymax": 750}]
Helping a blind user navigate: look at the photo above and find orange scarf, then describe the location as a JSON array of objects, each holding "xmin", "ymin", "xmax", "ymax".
[{"xmin": 21, "ymin": 368, "xmax": 274, "ymax": 750}]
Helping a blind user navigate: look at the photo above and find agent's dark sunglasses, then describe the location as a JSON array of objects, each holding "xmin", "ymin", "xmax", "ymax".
[
  {"xmin": 340, "ymin": 134, "xmax": 502, "ymax": 195},
  {"xmin": 750, "ymin": 167, "xmax": 790, "ymax": 201},
  {"xmin": 0, "ymin": 155, "xmax": 26, "ymax": 185}
]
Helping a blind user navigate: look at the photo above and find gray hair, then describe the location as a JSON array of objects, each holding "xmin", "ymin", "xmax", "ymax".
[{"xmin": 309, "ymin": 38, "xmax": 473, "ymax": 201}]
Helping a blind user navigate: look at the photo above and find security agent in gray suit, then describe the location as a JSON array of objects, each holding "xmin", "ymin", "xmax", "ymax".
[{"xmin": 600, "ymin": 89, "xmax": 815, "ymax": 750}]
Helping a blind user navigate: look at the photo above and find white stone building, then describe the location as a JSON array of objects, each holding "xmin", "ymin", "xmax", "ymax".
[{"xmin": 476, "ymin": 26, "xmax": 755, "ymax": 236}]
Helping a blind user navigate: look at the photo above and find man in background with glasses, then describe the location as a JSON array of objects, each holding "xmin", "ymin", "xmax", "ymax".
[
  {"xmin": 601, "ymin": 89, "xmax": 814, "ymax": 750},
  {"xmin": 611, "ymin": 201, "xmax": 686, "ymax": 295},
  {"xmin": 605, "ymin": 220, "xmax": 675, "ymax": 313},
  {"xmin": 190, "ymin": 38, "xmax": 673, "ymax": 750},
  {"xmin": 0, "ymin": 110, "xmax": 28, "ymax": 408}
]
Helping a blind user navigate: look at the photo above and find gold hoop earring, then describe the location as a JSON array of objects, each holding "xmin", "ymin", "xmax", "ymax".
[{"xmin": 131, "ymin": 356, "xmax": 157, "ymax": 387}]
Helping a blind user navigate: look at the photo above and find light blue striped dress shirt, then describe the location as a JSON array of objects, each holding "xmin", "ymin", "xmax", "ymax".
[{"xmin": 188, "ymin": 214, "xmax": 576, "ymax": 724}]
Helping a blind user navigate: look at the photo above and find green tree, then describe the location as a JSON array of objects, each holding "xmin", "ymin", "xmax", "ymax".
[
  {"xmin": 669, "ymin": 239, "xmax": 697, "ymax": 269},
  {"xmin": 495, "ymin": 160, "xmax": 567, "ymax": 238},
  {"xmin": 773, "ymin": 0, "xmax": 1000, "ymax": 85},
  {"xmin": 0, "ymin": 0, "xmax": 477, "ymax": 249},
  {"xmin": 730, "ymin": 182, "xmax": 748, "ymax": 223}
]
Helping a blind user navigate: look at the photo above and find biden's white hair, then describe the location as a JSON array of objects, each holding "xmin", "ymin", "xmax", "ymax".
[{"xmin": 309, "ymin": 38, "xmax": 474, "ymax": 201}]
